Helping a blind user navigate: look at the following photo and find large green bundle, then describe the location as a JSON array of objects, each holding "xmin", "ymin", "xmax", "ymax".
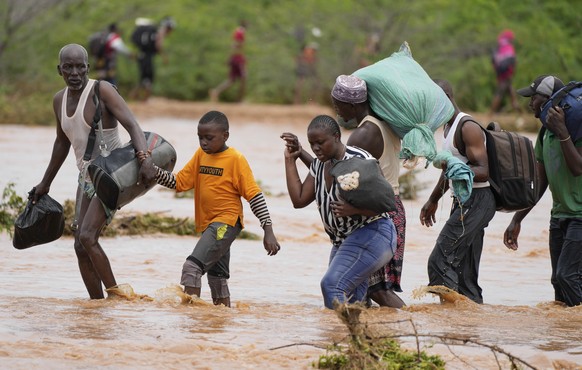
[{"xmin": 354, "ymin": 42, "xmax": 454, "ymax": 165}]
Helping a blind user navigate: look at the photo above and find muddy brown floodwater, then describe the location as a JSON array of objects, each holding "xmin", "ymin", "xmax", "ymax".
[{"xmin": 1, "ymin": 99, "xmax": 581, "ymax": 369}]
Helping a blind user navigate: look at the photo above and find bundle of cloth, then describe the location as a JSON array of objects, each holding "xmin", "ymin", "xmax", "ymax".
[{"xmin": 354, "ymin": 42, "xmax": 454, "ymax": 167}]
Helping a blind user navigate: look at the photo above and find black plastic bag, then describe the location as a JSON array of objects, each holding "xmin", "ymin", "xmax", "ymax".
[{"xmin": 13, "ymin": 190, "xmax": 65, "ymax": 250}]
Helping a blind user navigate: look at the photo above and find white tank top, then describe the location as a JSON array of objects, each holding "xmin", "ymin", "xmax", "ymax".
[
  {"xmin": 60, "ymin": 79, "xmax": 122, "ymax": 171},
  {"xmin": 359, "ymin": 115, "xmax": 401, "ymax": 195},
  {"xmin": 443, "ymin": 112, "xmax": 489, "ymax": 188}
]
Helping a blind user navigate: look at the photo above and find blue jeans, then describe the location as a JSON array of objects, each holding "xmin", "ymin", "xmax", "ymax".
[
  {"xmin": 549, "ymin": 217, "xmax": 582, "ymax": 307},
  {"xmin": 321, "ymin": 217, "xmax": 396, "ymax": 309}
]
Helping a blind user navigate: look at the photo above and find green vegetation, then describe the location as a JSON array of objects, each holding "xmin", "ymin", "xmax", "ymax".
[
  {"xmin": 0, "ymin": 183, "xmax": 27, "ymax": 237},
  {"xmin": 1, "ymin": 1, "xmax": 582, "ymax": 124},
  {"xmin": 316, "ymin": 303, "xmax": 445, "ymax": 369},
  {"xmin": 317, "ymin": 339, "xmax": 445, "ymax": 370}
]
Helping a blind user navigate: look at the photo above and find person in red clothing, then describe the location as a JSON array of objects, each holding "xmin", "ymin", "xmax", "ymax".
[
  {"xmin": 93, "ymin": 23, "xmax": 134, "ymax": 85},
  {"xmin": 489, "ymin": 29, "xmax": 521, "ymax": 114},
  {"xmin": 210, "ymin": 21, "xmax": 248, "ymax": 102}
]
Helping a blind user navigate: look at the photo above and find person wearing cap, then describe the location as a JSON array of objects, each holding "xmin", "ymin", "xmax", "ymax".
[
  {"xmin": 489, "ymin": 29, "xmax": 521, "ymax": 115},
  {"xmin": 504, "ymin": 75, "xmax": 582, "ymax": 307},
  {"xmin": 421, "ymin": 79, "xmax": 496, "ymax": 304},
  {"xmin": 281, "ymin": 115, "xmax": 397, "ymax": 310}
]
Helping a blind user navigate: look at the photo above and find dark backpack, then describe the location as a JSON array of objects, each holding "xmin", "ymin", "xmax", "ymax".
[
  {"xmin": 540, "ymin": 81, "xmax": 582, "ymax": 142},
  {"xmin": 494, "ymin": 55, "xmax": 515, "ymax": 75},
  {"xmin": 88, "ymin": 31, "xmax": 108, "ymax": 59},
  {"xmin": 131, "ymin": 25, "xmax": 158, "ymax": 53},
  {"xmin": 455, "ymin": 117, "xmax": 540, "ymax": 212}
]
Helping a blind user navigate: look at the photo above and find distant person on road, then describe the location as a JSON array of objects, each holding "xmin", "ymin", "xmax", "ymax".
[
  {"xmin": 94, "ymin": 23, "xmax": 133, "ymax": 86},
  {"xmin": 293, "ymin": 42, "xmax": 319, "ymax": 104},
  {"xmin": 210, "ymin": 20, "xmax": 248, "ymax": 103},
  {"xmin": 489, "ymin": 29, "xmax": 521, "ymax": 114},
  {"xmin": 130, "ymin": 16, "xmax": 175, "ymax": 101}
]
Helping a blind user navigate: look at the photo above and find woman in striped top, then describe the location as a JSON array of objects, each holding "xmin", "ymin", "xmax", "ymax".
[{"xmin": 282, "ymin": 115, "xmax": 396, "ymax": 309}]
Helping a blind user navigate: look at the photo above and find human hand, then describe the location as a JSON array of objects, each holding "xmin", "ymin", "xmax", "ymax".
[
  {"xmin": 330, "ymin": 199, "xmax": 358, "ymax": 217},
  {"xmin": 503, "ymin": 220, "xmax": 521, "ymax": 251},
  {"xmin": 420, "ymin": 200, "xmax": 437, "ymax": 227},
  {"xmin": 31, "ymin": 184, "xmax": 49, "ymax": 205},
  {"xmin": 263, "ymin": 225, "xmax": 281, "ymax": 256},
  {"xmin": 281, "ymin": 132, "xmax": 302, "ymax": 159},
  {"xmin": 546, "ymin": 106, "xmax": 569, "ymax": 140},
  {"xmin": 137, "ymin": 157, "xmax": 157, "ymax": 188}
]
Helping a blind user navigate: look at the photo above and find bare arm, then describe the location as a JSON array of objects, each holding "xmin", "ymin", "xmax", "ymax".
[
  {"xmin": 420, "ymin": 169, "xmax": 449, "ymax": 227},
  {"xmin": 282, "ymin": 134, "xmax": 315, "ymax": 208},
  {"xmin": 33, "ymin": 91, "xmax": 71, "ymax": 202},
  {"xmin": 281, "ymin": 132, "xmax": 313, "ymax": 168},
  {"xmin": 99, "ymin": 82, "xmax": 156, "ymax": 185},
  {"xmin": 346, "ymin": 123, "xmax": 383, "ymax": 159},
  {"xmin": 462, "ymin": 121, "xmax": 489, "ymax": 182}
]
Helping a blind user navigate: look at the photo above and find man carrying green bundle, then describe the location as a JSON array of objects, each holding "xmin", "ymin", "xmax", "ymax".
[{"xmin": 420, "ymin": 79, "xmax": 496, "ymax": 304}]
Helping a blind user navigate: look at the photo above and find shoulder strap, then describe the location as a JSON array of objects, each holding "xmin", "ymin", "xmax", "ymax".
[
  {"xmin": 83, "ymin": 80, "xmax": 102, "ymax": 161},
  {"xmin": 548, "ymin": 81, "xmax": 582, "ymax": 108}
]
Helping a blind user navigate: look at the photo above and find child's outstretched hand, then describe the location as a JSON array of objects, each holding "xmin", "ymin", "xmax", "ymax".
[{"xmin": 263, "ymin": 225, "xmax": 281, "ymax": 256}]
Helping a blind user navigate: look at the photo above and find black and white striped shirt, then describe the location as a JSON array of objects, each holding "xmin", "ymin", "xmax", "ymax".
[{"xmin": 309, "ymin": 145, "xmax": 385, "ymax": 245}]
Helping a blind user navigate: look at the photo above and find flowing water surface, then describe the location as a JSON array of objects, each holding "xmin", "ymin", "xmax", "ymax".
[{"xmin": 1, "ymin": 118, "xmax": 581, "ymax": 369}]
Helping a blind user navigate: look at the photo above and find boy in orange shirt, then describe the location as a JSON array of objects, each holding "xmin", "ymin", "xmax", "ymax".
[{"xmin": 148, "ymin": 111, "xmax": 280, "ymax": 306}]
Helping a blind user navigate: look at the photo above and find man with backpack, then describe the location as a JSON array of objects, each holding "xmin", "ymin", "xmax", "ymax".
[
  {"xmin": 504, "ymin": 75, "xmax": 582, "ymax": 307},
  {"xmin": 91, "ymin": 23, "xmax": 133, "ymax": 85},
  {"xmin": 130, "ymin": 17, "xmax": 175, "ymax": 101},
  {"xmin": 420, "ymin": 79, "xmax": 496, "ymax": 304}
]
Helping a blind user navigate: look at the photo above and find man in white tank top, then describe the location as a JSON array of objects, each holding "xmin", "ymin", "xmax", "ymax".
[
  {"xmin": 420, "ymin": 79, "xmax": 496, "ymax": 304},
  {"xmin": 31, "ymin": 44, "xmax": 156, "ymax": 299}
]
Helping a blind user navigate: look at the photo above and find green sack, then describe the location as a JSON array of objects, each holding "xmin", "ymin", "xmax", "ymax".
[{"xmin": 354, "ymin": 42, "xmax": 454, "ymax": 165}]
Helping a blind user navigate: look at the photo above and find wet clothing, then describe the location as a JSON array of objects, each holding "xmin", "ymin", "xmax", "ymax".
[
  {"xmin": 310, "ymin": 145, "xmax": 386, "ymax": 244},
  {"xmin": 427, "ymin": 188, "xmax": 496, "ymax": 303},
  {"xmin": 175, "ymin": 147, "xmax": 261, "ymax": 233},
  {"xmin": 61, "ymin": 79, "xmax": 122, "ymax": 225},
  {"xmin": 173, "ymin": 146, "xmax": 266, "ymax": 295},
  {"xmin": 61, "ymin": 79, "xmax": 122, "ymax": 173},
  {"xmin": 323, "ymin": 217, "xmax": 396, "ymax": 308},
  {"xmin": 182, "ymin": 220, "xmax": 242, "ymax": 281},
  {"xmin": 362, "ymin": 115, "xmax": 405, "ymax": 293},
  {"xmin": 368, "ymin": 195, "xmax": 405, "ymax": 293},
  {"xmin": 427, "ymin": 112, "xmax": 496, "ymax": 303},
  {"xmin": 536, "ymin": 130, "xmax": 582, "ymax": 306},
  {"xmin": 310, "ymin": 145, "xmax": 396, "ymax": 308}
]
